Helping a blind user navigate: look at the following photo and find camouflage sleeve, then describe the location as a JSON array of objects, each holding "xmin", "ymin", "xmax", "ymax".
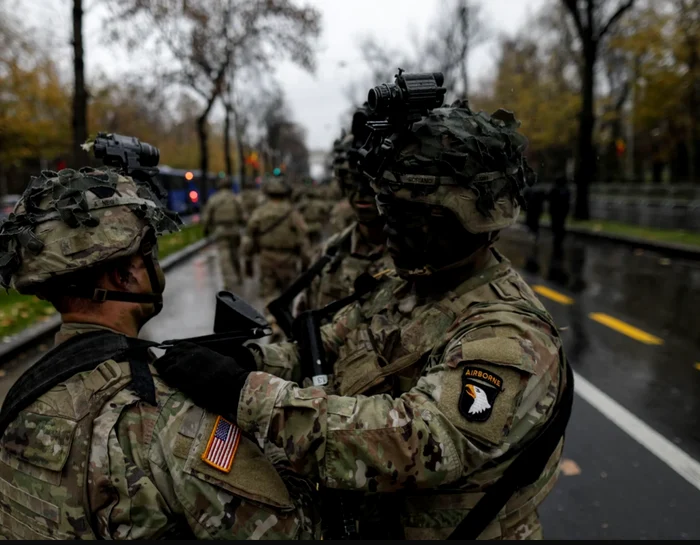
[
  {"xmin": 201, "ymin": 199, "xmax": 213, "ymax": 233},
  {"xmin": 236, "ymin": 322, "xmax": 561, "ymax": 493},
  {"xmin": 247, "ymin": 341, "xmax": 302, "ymax": 382}
]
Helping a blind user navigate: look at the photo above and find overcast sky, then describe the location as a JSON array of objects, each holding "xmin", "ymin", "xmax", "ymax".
[{"xmin": 22, "ymin": 0, "xmax": 546, "ymax": 154}]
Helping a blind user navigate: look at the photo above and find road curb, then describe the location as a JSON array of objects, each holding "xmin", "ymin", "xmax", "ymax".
[
  {"xmin": 532, "ymin": 221, "xmax": 700, "ymax": 261},
  {"xmin": 0, "ymin": 236, "xmax": 213, "ymax": 364}
]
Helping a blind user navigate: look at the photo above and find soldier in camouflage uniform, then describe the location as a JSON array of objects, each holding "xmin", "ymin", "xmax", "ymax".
[
  {"xmin": 156, "ymin": 100, "xmax": 572, "ymax": 540},
  {"xmin": 294, "ymin": 130, "xmax": 392, "ymax": 314},
  {"xmin": 243, "ymin": 177, "xmax": 310, "ymax": 299},
  {"xmin": 201, "ymin": 177, "xmax": 245, "ymax": 290},
  {"xmin": 0, "ymin": 168, "xmax": 318, "ymax": 539},
  {"xmin": 296, "ymin": 185, "xmax": 332, "ymax": 248},
  {"xmin": 328, "ymin": 138, "xmax": 359, "ymax": 234},
  {"xmin": 239, "ymin": 185, "xmax": 264, "ymax": 221}
]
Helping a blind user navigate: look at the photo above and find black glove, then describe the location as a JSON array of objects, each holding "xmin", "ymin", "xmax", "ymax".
[{"xmin": 154, "ymin": 341, "xmax": 255, "ymax": 422}]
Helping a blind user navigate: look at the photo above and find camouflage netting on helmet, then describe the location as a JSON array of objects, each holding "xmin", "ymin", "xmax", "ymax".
[
  {"xmin": 0, "ymin": 168, "xmax": 182, "ymax": 292},
  {"xmin": 389, "ymin": 100, "xmax": 536, "ymax": 217}
]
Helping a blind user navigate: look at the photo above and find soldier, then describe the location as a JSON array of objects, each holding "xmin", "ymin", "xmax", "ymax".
[
  {"xmin": 239, "ymin": 184, "xmax": 265, "ymax": 221},
  {"xmin": 155, "ymin": 99, "xmax": 573, "ymax": 540},
  {"xmin": 201, "ymin": 177, "xmax": 245, "ymax": 290},
  {"xmin": 296, "ymin": 184, "xmax": 332, "ymax": 247},
  {"xmin": 0, "ymin": 168, "xmax": 318, "ymax": 539},
  {"xmin": 294, "ymin": 129, "xmax": 392, "ymax": 314},
  {"xmin": 242, "ymin": 176, "xmax": 310, "ymax": 339},
  {"xmin": 328, "ymin": 137, "xmax": 359, "ymax": 234}
]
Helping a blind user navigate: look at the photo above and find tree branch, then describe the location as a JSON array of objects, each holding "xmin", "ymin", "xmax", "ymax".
[
  {"xmin": 561, "ymin": 0, "xmax": 585, "ymax": 38},
  {"xmin": 598, "ymin": 0, "xmax": 635, "ymax": 41}
]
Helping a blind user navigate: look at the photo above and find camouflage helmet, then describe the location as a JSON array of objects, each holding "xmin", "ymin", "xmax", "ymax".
[
  {"xmin": 332, "ymin": 134, "xmax": 354, "ymax": 177},
  {"xmin": 0, "ymin": 168, "xmax": 182, "ymax": 294},
  {"xmin": 263, "ymin": 176, "xmax": 292, "ymax": 197},
  {"xmin": 370, "ymin": 100, "xmax": 536, "ymax": 234}
]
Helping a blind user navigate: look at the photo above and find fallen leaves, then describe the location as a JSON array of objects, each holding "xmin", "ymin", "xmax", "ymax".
[{"xmin": 559, "ymin": 458, "xmax": 581, "ymax": 476}]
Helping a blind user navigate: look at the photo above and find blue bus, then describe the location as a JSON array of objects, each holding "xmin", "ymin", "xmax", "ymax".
[{"xmin": 155, "ymin": 165, "xmax": 233, "ymax": 214}]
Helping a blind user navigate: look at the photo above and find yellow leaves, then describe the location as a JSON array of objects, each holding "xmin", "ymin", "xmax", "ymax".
[{"xmin": 0, "ymin": 54, "xmax": 70, "ymax": 163}]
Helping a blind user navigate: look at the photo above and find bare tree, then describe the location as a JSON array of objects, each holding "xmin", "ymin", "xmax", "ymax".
[
  {"xmin": 422, "ymin": 0, "xmax": 488, "ymax": 99},
  {"xmin": 561, "ymin": 0, "xmax": 636, "ymax": 219},
  {"xmin": 107, "ymin": 0, "xmax": 320, "ymax": 202}
]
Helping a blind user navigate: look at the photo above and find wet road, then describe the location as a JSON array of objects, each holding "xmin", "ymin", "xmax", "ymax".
[
  {"xmin": 1, "ymin": 231, "xmax": 700, "ymax": 538},
  {"xmin": 497, "ymin": 225, "xmax": 700, "ymax": 539}
]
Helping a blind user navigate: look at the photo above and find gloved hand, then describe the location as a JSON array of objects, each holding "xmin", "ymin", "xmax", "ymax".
[{"xmin": 154, "ymin": 341, "xmax": 255, "ymax": 422}]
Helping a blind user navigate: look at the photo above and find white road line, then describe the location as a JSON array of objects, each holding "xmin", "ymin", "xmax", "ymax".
[{"xmin": 574, "ymin": 371, "xmax": 700, "ymax": 492}]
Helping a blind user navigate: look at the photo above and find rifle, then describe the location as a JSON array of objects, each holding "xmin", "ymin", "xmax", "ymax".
[
  {"xmin": 159, "ymin": 291, "xmax": 272, "ymax": 352},
  {"xmin": 267, "ymin": 229, "xmax": 352, "ymax": 339}
]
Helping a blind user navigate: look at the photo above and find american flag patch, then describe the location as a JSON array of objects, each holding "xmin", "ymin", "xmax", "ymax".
[{"xmin": 201, "ymin": 416, "xmax": 241, "ymax": 472}]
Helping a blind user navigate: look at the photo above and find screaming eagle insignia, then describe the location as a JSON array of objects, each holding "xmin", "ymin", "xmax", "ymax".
[{"xmin": 458, "ymin": 365, "xmax": 504, "ymax": 422}]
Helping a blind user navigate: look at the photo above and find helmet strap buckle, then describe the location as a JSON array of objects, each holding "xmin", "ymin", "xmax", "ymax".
[{"xmin": 92, "ymin": 288, "xmax": 108, "ymax": 302}]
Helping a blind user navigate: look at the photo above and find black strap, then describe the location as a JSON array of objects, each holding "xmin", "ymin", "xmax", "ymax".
[
  {"xmin": 61, "ymin": 286, "xmax": 163, "ymax": 304},
  {"xmin": 0, "ymin": 330, "xmax": 159, "ymax": 438},
  {"xmin": 447, "ymin": 361, "xmax": 574, "ymax": 539}
]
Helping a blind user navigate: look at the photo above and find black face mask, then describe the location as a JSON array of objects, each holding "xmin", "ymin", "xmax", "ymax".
[
  {"xmin": 376, "ymin": 191, "xmax": 488, "ymax": 276},
  {"xmin": 341, "ymin": 171, "xmax": 381, "ymax": 225}
]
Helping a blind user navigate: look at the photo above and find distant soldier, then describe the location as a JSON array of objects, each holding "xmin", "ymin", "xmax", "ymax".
[
  {"xmin": 547, "ymin": 175, "xmax": 571, "ymax": 284},
  {"xmin": 523, "ymin": 184, "xmax": 547, "ymax": 274},
  {"xmin": 328, "ymin": 138, "xmax": 357, "ymax": 234},
  {"xmin": 242, "ymin": 176, "xmax": 310, "ymax": 338},
  {"xmin": 201, "ymin": 178, "xmax": 245, "ymax": 290},
  {"xmin": 239, "ymin": 185, "xmax": 264, "ymax": 221},
  {"xmin": 297, "ymin": 185, "xmax": 332, "ymax": 247}
]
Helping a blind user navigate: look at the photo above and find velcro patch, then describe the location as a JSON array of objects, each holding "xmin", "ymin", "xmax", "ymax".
[
  {"xmin": 459, "ymin": 366, "xmax": 503, "ymax": 422},
  {"xmin": 201, "ymin": 415, "xmax": 241, "ymax": 473}
]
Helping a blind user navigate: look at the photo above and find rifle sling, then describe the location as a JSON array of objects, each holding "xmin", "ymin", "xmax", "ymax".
[
  {"xmin": 0, "ymin": 331, "xmax": 159, "ymax": 438},
  {"xmin": 257, "ymin": 210, "xmax": 293, "ymax": 237}
]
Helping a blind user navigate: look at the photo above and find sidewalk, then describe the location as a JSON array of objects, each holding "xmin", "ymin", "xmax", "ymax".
[{"xmin": 534, "ymin": 219, "xmax": 700, "ymax": 261}]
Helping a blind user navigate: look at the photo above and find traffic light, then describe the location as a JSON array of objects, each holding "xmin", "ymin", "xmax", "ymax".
[
  {"xmin": 185, "ymin": 171, "xmax": 194, "ymax": 181},
  {"xmin": 273, "ymin": 167, "xmax": 281, "ymax": 176}
]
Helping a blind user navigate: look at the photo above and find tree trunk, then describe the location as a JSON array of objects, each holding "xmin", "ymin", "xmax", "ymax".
[
  {"xmin": 574, "ymin": 46, "xmax": 596, "ymax": 220},
  {"xmin": 224, "ymin": 103, "xmax": 233, "ymax": 181},
  {"xmin": 71, "ymin": 0, "xmax": 87, "ymax": 167},
  {"xmin": 233, "ymin": 108, "xmax": 246, "ymax": 188},
  {"xmin": 196, "ymin": 115, "xmax": 209, "ymax": 204}
]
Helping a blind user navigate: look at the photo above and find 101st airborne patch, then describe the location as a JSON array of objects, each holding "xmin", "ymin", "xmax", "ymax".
[
  {"xmin": 201, "ymin": 415, "xmax": 241, "ymax": 472},
  {"xmin": 459, "ymin": 366, "xmax": 504, "ymax": 422}
]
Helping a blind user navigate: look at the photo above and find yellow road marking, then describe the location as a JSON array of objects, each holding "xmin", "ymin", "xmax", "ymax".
[
  {"xmin": 533, "ymin": 285, "xmax": 574, "ymax": 305},
  {"xmin": 588, "ymin": 313, "xmax": 664, "ymax": 345}
]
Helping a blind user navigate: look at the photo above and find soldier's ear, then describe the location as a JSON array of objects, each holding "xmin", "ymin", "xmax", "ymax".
[{"xmin": 107, "ymin": 255, "xmax": 139, "ymax": 290}]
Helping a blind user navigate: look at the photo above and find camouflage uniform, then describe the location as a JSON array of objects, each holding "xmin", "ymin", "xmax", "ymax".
[
  {"xmin": 239, "ymin": 187, "xmax": 264, "ymax": 221},
  {"xmin": 296, "ymin": 189, "xmax": 331, "ymax": 247},
  {"xmin": 231, "ymin": 105, "xmax": 569, "ymax": 539},
  {"xmin": 0, "ymin": 169, "xmax": 318, "ymax": 539},
  {"xmin": 329, "ymin": 198, "xmax": 355, "ymax": 234},
  {"xmin": 243, "ymin": 178, "xmax": 310, "ymax": 302},
  {"xmin": 296, "ymin": 222, "xmax": 393, "ymax": 312},
  {"xmin": 201, "ymin": 179, "xmax": 245, "ymax": 290}
]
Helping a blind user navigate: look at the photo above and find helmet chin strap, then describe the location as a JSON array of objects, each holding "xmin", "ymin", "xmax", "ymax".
[{"xmin": 63, "ymin": 247, "xmax": 164, "ymax": 312}]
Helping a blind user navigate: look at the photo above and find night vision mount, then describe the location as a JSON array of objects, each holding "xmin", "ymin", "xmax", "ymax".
[
  {"xmin": 356, "ymin": 69, "xmax": 446, "ymax": 180},
  {"xmin": 91, "ymin": 132, "xmax": 168, "ymax": 204}
]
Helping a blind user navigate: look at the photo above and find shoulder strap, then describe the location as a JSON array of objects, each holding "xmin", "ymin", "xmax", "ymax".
[
  {"xmin": 0, "ymin": 330, "xmax": 159, "ymax": 438},
  {"xmin": 447, "ymin": 354, "xmax": 574, "ymax": 540},
  {"xmin": 258, "ymin": 209, "xmax": 293, "ymax": 237}
]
